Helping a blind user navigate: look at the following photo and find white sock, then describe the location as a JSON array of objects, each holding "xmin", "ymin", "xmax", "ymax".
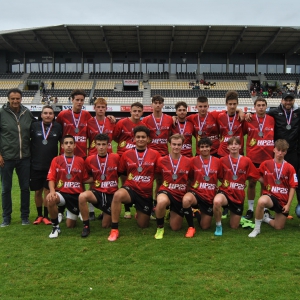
[
  {"xmin": 254, "ymin": 219, "xmax": 262, "ymax": 230},
  {"xmin": 216, "ymin": 221, "xmax": 222, "ymax": 226},
  {"xmin": 248, "ymin": 200, "xmax": 254, "ymax": 211},
  {"xmin": 263, "ymin": 216, "xmax": 271, "ymax": 224},
  {"xmin": 88, "ymin": 203, "xmax": 94, "ymax": 212}
]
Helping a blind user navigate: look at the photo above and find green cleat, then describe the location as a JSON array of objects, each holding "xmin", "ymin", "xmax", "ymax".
[{"xmin": 154, "ymin": 227, "xmax": 164, "ymax": 239}]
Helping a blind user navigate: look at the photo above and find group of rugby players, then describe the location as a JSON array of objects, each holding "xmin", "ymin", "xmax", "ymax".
[{"xmin": 18, "ymin": 88, "xmax": 300, "ymax": 240}]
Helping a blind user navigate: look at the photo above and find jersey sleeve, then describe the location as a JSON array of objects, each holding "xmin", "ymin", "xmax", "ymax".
[
  {"xmin": 47, "ymin": 157, "xmax": 57, "ymax": 181},
  {"xmin": 247, "ymin": 159, "xmax": 260, "ymax": 181},
  {"xmin": 288, "ymin": 165, "xmax": 298, "ymax": 188},
  {"xmin": 112, "ymin": 120, "xmax": 122, "ymax": 142},
  {"xmin": 118, "ymin": 153, "xmax": 127, "ymax": 174}
]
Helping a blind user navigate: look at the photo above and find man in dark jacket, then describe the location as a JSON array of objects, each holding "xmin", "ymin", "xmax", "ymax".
[
  {"xmin": 268, "ymin": 92, "xmax": 300, "ymax": 209},
  {"xmin": 0, "ymin": 88, "xmax": 36, "ymax": 227}
]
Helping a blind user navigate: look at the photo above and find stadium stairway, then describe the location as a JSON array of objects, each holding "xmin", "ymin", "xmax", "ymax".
[
  {"xmin": 32, "ymin": 91, "xmax": 42, "ymax": 104},
  {"xmin": 143, "ymin": 82, "xmax": 151, "ymax": 104},
  {"xmin": 81, "ymin": 73, "xmax": 90, "ymax": 80}
]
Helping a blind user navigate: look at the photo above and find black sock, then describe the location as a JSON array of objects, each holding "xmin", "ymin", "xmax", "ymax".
[
  {"xmin": 156, "ymin": 217, "xmax": 164, "ymax": 228},
  {"xmin": 111, "ymin": 222, "xmax": 119, "ymax": 229},
  {"xmin": 44, "ymin": 207, "xmax": 49, "ymax": 218},
  {"xmin": 58, "ymin": 205, "xmax": 65, "ymax": 214},
  {"xmin": 194, "ymin": 210, "xmax": 201, "ymax": 225},
  {"xmin": 37, "ymin": 206, "xmax": 43, "ymax": 216},
  {"xmin": 51, "ymin": 218, "xmax": 59, "ymax": 226},
  {"xmin": 124, "ymin": 204, "xmax": 131, "ymax": 212},
  {"xmin": 183, "ymin": 207, "xmax": 194, "ymax": 227},
  {"xmin": 153, "ymin": 200, "xmax": 157, "ymax": 208},
  {"xmin": 83, "ymin": 220, "xmax": 90, "ymax": 227}
]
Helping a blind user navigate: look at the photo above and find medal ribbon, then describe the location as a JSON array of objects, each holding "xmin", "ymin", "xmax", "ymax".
[
  {"xmin": 283, "ymin": 108, "xmax": 292, "ymax": 127},
  {"xmin": 255, "ymin": 114, "xmax": 266, "ymax": 133},
  {"xmin": 197, "ymin": 114, "xmax": 208, "ymax": 133},
  {"xmin": 96, "ymin": 154, "xmax": 109, "ymax": 177},
  {"xmin": 95, "ymin": 117, "xmax": 106, "ymax": 134},
  {"xmin": 178, "ymin": 121, "xmax": 187, "ymax": 135},
  {"xmin": 169, "ymin": 155, "xmax": 182, "ymax": 176},
  {"xmin": 135, "ymin": 148, "xmax": 148, "ymax": 169},
  {"xmin": 71, "ymin": 110, "xmax": 82, "ymax": 132},
  {"xmin": 199, "ymin": 156, "xmax": 212, "ymax": 178},
  {"xmin": 41, "ymin": 122, "xmax": 53, "ymax": 141},
  {"xmin": 228, "ymin": 155, "xmax": 241, "ymax": 177},
  {"xmin": 227, "ymin": 113, "xmax": 237, "ymax": 133},
  {"xmin": 274, "ymin": 159, "xmax": 285, "ymax": 182},
  {"xmin": 151, "ymin": 113, "xmax": 164, "ymax": 132},
  {"xmin": 63, "ymin": 155, "xmax": 75, "ymax": 178}
]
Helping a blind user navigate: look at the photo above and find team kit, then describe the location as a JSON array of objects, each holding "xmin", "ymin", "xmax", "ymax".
[{"xmin": 15, "ymin": 90, "xmax": 300, "ymax": 240}]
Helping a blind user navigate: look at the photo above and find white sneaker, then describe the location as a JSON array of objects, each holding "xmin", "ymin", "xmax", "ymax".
[
  {"xmin": 49, "ymin": 226, "xmax": 61, "ymax": 238},
  {"xmin": 58, "ymin": 213, "xmax": 63, "ymax": 224},
  {"xmin": 124, "ymin": 211, "xmax": 132, "ymax": 219},
  {"xmin": 248, "ymin": 229, "xmax": 260, "ymax": 238}
]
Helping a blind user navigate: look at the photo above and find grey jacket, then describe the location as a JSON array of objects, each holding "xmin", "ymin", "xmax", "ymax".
[{"xmin": 0, "ymin": 102, "xmax": 36, "ymax": 160}]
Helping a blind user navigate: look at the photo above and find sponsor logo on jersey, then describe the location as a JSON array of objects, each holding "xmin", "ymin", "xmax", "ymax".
[
  {"xmin": 257, "ymin": 140, "xmax": 274, "ymax": 146},
  {"xmin": 192, "ymin": 181, "xmax": 199, "ymax": 188},
  {"xmin": 222, "ymin": 179, "xmax": 230, "ymax": 188},
  {"xmin": 163, "ymin": 180, "xmax": 169, "ymax": 187},
  {"xmin": 100, "ymin": 180, "xmax": 118, "ymax": 188},
  {"xmin": 266, "ymin": 184, "xmax": 271, "ymax": 191},
  {"xmin": 119, "ymin": 141, "xmax": 126, "ymax": 147},
  {"xmin": 90, "ymin": 140, "xmax": 95, "ymax": 148},
  {"xmin": 294, "ymin": 174, "xmax": 298, "ymax": 182},
  {"xmin": 64, "ymin": 182, "xmax": 81, "ymax": 188},
  {"xmin": 151, "ymin": 138, "xmax": 167, "ymax": 144},
  {"xmin": 249, "ymin": 138, "xmax": 257, "ymax": 147},
  {"xmin": 125, "ymin": 144, "xmax": 135, "ymax": 149},
  {"xmin": 199, "ymin": 182, "xmax": 216, "ymax": 190},
  {"xmin": 56, "ymin": 180, "xmax": 64, "ymax": 188},
  {"xmin": 271, "ymin": 186, "xmax": 288, "ymax": 194},
  {"xmin": 131, "ymin": 175, "xmax": 151, "ymax": 183},
  {"xmin": 95, "ymin": 180, "xmax": 100, "ymax": 187},
  {"xmin": 168, "ymin": 183, "xmax": 186, "ymax": 190},
  {"xmin": 74, "ymin": 136, "xmax": 86, "ymax": 142},
  {"xmin": 229, "ymin": 182, "xmax": 245, "ymax": 190},
  {"xmin": 182, "ymin": 144, "xmax": 192, "ymax": 149}
]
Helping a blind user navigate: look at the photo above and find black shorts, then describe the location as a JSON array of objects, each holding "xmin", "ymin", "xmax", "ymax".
[
  {"xmin": 263, "ymin": 194, "xmax": 288, "ymax": 217},
  {"xmin": 157, "ymin": 190, "xmax": 184, "ymax": 217},
  {"xmin": 30, "ymin": 169, "xmax": 49, "ymax": 191},
  {"xmin": 189, "ymin": 191, "xmax": 213, "ymax": 216},
  {"xmin": 253, "ymin": 162, "xmax": 260, "ymax": 168},
  {"xmin": 122, "ymin": 186, "xmax": 153, "ymax": 216},
  {"xmin": 57, "ymin": 192, "xmax": 80, "ymax": 216},
  {"xmin": 217, "ymin": 191, "xmax": 244, "ymax": 216},
  {"xmin": 91, "ymin": 190, "xmax": 113, "ymax": 215}
]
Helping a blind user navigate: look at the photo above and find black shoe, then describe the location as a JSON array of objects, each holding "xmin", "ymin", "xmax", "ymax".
[
  {"xmin": 264, "ymin": 209, "xmax": 274, "ymax": 220},
  {"xmin": 244, "ymin": 209, "xmax": 254, "ymax": 220},
  {"xmin": 81, "ymin": 226, "xmax": 90, "ymax": 238},
  {"xmin": 89, "ymin": 212, "xmax": 95, "ymax": 221},
  {"xmin": 97, "ymin": 213, "xmax": 103, "ymax": 220}
]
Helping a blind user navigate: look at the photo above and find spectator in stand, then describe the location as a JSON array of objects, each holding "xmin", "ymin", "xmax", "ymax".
[{"xmin": 51, "ymin": 82, "xmax": 54, "ymax": 90}]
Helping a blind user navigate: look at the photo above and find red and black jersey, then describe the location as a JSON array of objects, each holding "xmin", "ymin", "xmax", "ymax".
[
  {"xmin": 259, "ymin": 159, "xmax": 298, "ymax": 207},
  {"xmin": 85, "ymin": 153, "xmax": 119, "ymax": 194},
  {"xmin": 47, "ymin": 155, "xmax": 89, "ymax": 194},
  {"xmin": 218, "ymin": 155, "xmax": 260, "ymax": 204},
  {"xmin": 87, "ymin": 117, "xmax": 115, "ymax": 156},
  {"xmin": 217, "ymin": 112, "xmax": 244, "ymax": 157},
  {"xmin": 113, "ymin": 118, "xmax": 144, "ymax": 156},
  {"xmin": 243, "ymin": 114, "xmax": 274, "ymax": 164},
  {"xmin": 187, "ymin": 111, "xmax": 220, "ymax": 155},
  {"xmin": 157, "ymin": 155, "xmax": 191, "ymax": 202},
  {"xmin": 118, "ymin": 148, "xmax": 160, "ymax": 198},
  {"xmin": 56, "ymin": 109, "xmax": 92, "ymax": 157},
  {"xmin": 142, "ymin": 113, "xmax": 173, "ymax": 156},
  {"xmin": 171, "ymin": 120, "xmax": 194, "ymax": 157},
  {"xmin": 189, "ymin": 155, "xmax": 221, "ymax": 204}
]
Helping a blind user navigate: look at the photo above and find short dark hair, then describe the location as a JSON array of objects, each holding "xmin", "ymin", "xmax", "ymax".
[
  {"xmin": 175, "ymin": 101, "xmax": 187, "ymax": 110},
  {"xmin": 152, "ymin": 95, "xmax": 164, "ymax": 103},
  {"xmin": 7, "ymin": 88, "xmax": 22, "ymax": 98},
  {"xmin": 227, "ymin": 136, "xmax": 241, "ymax": 145},
  {"xmin": 131, "ymin": 102, "xmax": 143, "ymax": 109},
  {"xmin": 225, "ymin": 90, "xmax": 238, "ymax": 104},
  {"xmin": 133, "ymin": 125, "xmax": 150, "ymax": 137},
  {"xmin": 254, "ymin": 97, "xmax": 267, "ymax": 106},
  {"xmin": 94, "ymin": 133, "xmax": 109, "ymax": 143},
  {"xmin": 71, "ymin": 89, "xmax": 86, "ymax": 99},
  {"xmin": 197, "ymin": 96, "xmax": 208, "ymax": 103},
  {"xmin": 197, "ymin": 137, "xmax": 212, "ymax": 148},
  {"xmin": 62, "ymin": 135, "xmax": 75, "ymax": 143},
  {"xmin": 42, "ymin": 105, "xmax": 54, "ymax": 113}
]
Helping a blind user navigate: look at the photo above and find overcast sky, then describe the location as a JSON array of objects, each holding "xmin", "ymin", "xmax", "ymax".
[{"xmin": 0, "ymin": 0, "xmax": 299, "ymax": 31}]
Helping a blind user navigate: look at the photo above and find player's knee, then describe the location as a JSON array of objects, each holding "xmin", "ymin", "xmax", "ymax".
[
  {"xmin": 274, "ymin": 224, "xmax": 285, "ymax": 230},
  {"xmin": 170, "ymin": 224, "xmax": 181, "ymax": 231}
]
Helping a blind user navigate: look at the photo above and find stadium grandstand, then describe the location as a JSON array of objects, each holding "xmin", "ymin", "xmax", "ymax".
[{"xmin": 0, "ymin": 24, "xmax": 300, "ymax": 115}]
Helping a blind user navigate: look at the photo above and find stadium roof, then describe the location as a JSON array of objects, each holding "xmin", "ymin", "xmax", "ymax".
[{"xmin": 1, "ymin": 24, "xmax": 300, "ymax": 57}]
